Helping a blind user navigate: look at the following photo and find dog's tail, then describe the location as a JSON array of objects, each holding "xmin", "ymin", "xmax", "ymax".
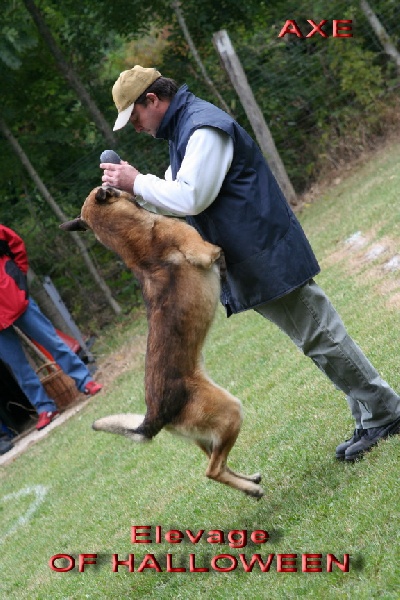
[{"xmin": 92, "ymin": 414, "xmax": 151, "ymax": 442}]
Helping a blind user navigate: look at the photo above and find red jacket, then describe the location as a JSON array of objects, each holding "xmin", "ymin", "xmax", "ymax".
[{"xmin": 0, "ymin": 225, "xmax": 29, "ymax": 330}]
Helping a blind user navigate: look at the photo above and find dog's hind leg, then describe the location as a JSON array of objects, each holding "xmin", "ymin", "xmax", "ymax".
[
  {"xmin": 205, "ymin": 442, "xmax": 264, "ymax": 498},
  {"xmin": 175, "ymin": 379, "xmax": 263, "ymax": 497},
  {"xmin": 196, "ymin": 441, "xmax": 262, "ymax": 485},
  {"xmin": 197, "ymin": 427, "xmax": 264, "ymax": 497},
  {"xmin": 225, "ymin": 466, "xmax": 262, "ymax": 484}
]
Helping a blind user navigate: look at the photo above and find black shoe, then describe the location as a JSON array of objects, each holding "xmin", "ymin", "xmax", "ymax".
[
  {"xmin": 0, "ymin": 435, "xmax": 13, "ymax": 455},
  {"xmin": 335, "ymin": 428, "xmax": 364, "ymax": 460},
  {"xmin": 344, "ymin": 416, "xmax": 400, "ymax": 461}
]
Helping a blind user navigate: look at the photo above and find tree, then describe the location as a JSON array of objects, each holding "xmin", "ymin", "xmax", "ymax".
[
  {"xmin": 214, "ymin": 30, "xmax": 297, "ymax": 205},
  {"xmin": 22, "ymin": 0, "xmax": 117, "ymax": 147},
  {"xmin": 0, "ymin": 2, "xmax": 37, "ymax": 69},
  {"xmin": 171, "ymin": 1, "xmax": 231, "ymax": 113},
  {"xmin": 360, "ymin": 0, "xmax": 400, "ymax": 74}
]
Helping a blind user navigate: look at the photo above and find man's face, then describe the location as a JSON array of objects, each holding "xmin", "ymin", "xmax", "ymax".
[{"xmin": 129, "ymin": 93, "xmax": 169, "ymax": 137}]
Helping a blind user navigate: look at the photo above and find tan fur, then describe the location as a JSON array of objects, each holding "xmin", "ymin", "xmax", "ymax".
[{"xmin": 62, "ymin": 186, "xmax": 263, "ymax": 498}]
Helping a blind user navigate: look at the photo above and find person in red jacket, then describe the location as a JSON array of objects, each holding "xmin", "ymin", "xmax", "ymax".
[
  {"xmin": 0, "ymin": 225, "xmax": 102, "ymax": 431},
  {"xmin": 0, "ymin": 419, "xmax": 13, "ymax": 455}
]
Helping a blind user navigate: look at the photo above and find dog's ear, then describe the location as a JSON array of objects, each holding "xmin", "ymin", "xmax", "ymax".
[
  {"xmin": 95, "ymin": 186, "xmax": 121, "ymax": 204},
  {"xmin": 59, "ymin": 217, "xmax": 88, "ymax": 231}
]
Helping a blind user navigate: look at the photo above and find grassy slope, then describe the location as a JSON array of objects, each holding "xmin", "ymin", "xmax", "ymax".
[{"xmin": 1, "ymin": 143, "xmax": 400, "ymax": 599}]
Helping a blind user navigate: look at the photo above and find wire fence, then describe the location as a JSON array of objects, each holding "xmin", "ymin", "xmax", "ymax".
[
  {"xmin": 54, "ymin": 1, "xmax": 400, "ymax": 197},
  {"xmin": 212, "ymin": 1, "xmax": 400, "ymax": 192}
]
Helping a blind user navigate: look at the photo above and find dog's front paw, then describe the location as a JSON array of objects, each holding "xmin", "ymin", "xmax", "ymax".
[{"xmin": 185, "ymin": 245, "xmax": 221, "ymax": 269}]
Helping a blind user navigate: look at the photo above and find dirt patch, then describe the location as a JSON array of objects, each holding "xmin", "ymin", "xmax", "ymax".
[
  {"xmin": 93, "ymin": 333, "xmax": 147, "ymax": 392},
  {"xmin": 323, "ymin": 228, "xmax": 400, "ymax": 309}
]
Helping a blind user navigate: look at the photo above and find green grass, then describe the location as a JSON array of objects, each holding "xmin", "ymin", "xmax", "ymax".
[{"xmin": 1, "ymin": 143, "xmax": 400, "ymax": 599}]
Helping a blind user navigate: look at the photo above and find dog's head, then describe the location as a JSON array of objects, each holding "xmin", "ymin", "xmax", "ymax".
[{"xmin": 60, "ymin": 186, "xmax": 130, "ymax": 232}]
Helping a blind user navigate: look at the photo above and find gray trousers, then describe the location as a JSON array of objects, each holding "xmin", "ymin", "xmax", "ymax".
[{"xmin": 255, "ymin": 280, "xmax": 400, "ymax": 429}]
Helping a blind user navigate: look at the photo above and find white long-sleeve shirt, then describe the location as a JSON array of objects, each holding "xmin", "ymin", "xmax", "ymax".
[{"xmin": 134, "ymin": 127, "xmax": 234, "ymax": 216}]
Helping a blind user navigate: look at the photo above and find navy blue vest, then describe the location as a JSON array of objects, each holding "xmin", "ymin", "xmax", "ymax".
[{"xmin": 156, "ymin": 85, "xmax": 320, "ymax": 315}]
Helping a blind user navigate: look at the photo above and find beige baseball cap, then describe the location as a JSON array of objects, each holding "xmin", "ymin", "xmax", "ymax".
[{"xmin": 112, "ymin": 65, "xmax": 162, "ymax": 131}]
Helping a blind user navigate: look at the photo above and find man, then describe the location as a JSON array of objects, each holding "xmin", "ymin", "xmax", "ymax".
[
  {"xmin": 0, "ymin": 224, "xmax": 102, "ymax": 431},
  {"xmin": 100, "ymin": 65, "xmax": 400, "ymax": 461}
]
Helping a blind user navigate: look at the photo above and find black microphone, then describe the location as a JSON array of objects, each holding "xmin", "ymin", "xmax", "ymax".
[{"xmin": 100, "ymin": 150, "xmax": 121, "ymax": 164}]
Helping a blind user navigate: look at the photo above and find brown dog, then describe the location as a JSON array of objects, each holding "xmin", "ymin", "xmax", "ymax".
[{"xmin": 61, "ymin": 186, "xmax": 263, "ymax": 498}]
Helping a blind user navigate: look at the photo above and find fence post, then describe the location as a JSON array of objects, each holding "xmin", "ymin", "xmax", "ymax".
[{"xmin": 213, "ymin": 29, "xmax": 297, "ymax": 206}]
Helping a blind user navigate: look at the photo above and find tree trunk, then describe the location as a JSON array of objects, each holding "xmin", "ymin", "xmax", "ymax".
[
  {"xmin": 22, "ymin": 0, "xmax": 117, "ymax": 147},
  {"xmin": 171, "ymin": 1, "xmax": 232, "ymax": 114},
  {"xmin": 213, "ymin": 30, "xmax": 297, "ymax": 206},
  {"xmin": 360, "ymin": 0, "xmax": 400, "ymax": 73},
  {"xmin": 0, "ymin": 117, "xmax": 122, "ymax": 315}
]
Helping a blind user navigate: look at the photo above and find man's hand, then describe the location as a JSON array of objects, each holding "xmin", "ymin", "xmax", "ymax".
[{"xmin": 100, "ymin": 160, "xmax": 140, "ymax": 193}]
